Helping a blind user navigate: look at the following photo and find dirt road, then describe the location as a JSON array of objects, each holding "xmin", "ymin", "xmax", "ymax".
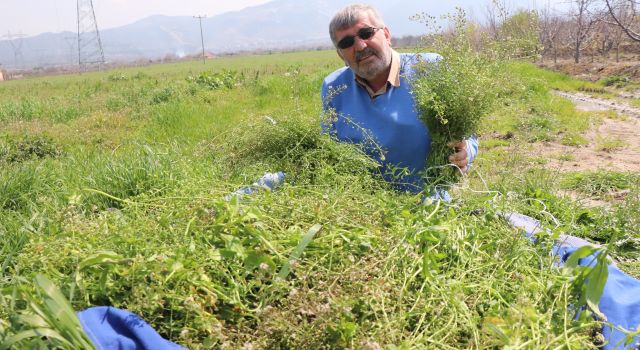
[{"xmin": 532, "ymin": 91, "xmax": 640, "ymax": 173}]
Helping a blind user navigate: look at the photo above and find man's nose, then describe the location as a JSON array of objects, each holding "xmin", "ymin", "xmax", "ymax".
[{"xmin": 353, "ymin": 36, "xmax": 367, "ymax": 50}]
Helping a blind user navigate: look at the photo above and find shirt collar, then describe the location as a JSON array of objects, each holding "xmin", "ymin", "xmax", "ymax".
[{"xmin": 355, "ymin": 49, "xmax": 401, "ymax": 98}]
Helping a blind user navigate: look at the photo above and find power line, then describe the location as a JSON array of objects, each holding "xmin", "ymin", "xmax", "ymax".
[{"xmin": 193, "ymin": 15, "xmax": 207, "ymax": 64}]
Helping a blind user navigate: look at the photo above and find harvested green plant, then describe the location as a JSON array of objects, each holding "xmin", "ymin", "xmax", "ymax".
[{"xmin": 412, "ymin": 9, "xmax": 503, "ymax": 188}]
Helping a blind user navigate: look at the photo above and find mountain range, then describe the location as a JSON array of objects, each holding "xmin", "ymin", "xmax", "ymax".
[{"xmin": 0, "ymin": 0, "xmax": 464, "ymax": 69}]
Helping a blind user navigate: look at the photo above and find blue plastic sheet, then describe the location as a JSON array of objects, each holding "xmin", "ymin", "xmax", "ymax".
[
  {"xmin": 78, "ymin": 306, "xmax": 185, "ymax": 350},
  {"xmin": 225, "ymin": 171, "xmax": 286, "ymax": 200},
  {"xmin": 506, "ymin": 212, "xmax": 640, "ymax": 350}
]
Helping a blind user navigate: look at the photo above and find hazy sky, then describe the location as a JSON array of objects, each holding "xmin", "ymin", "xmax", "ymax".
[
  {"xmin": 0, "ymin": 0, "xmax": 272, "ymax": 37},
  {"xmin": 1, "ymin": 0, "xmax": 566, "ymax": 38}
]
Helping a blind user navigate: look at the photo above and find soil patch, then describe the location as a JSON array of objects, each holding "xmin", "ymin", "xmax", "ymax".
[
  {"xmin": 555, "ymin": 91, "xmax": 640, "ymax": 118},
  {"xmin": 539, "ymin": 58, "xmax": 640, "ymax": 81},
  {"xmin": 530, "ymin": 92, "xmax": 640, "ymax": 174}
]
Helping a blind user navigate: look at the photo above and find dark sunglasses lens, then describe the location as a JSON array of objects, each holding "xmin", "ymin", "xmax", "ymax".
[
  {"xmin": 358, "ymin": 27, "xmax": 376, "ymax": 40},
  {"xmin": 337, "ymin": 28, "xmax": 377, "ymax": 49},
  {"xmin": 338, "ymin": 36, "xmax": 355, "ymax": 49}
]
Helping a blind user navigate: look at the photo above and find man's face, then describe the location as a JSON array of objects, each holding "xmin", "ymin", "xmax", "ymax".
[{"xmin": 334, "ymin": 12, "xmax": 392, "ymax": 82}]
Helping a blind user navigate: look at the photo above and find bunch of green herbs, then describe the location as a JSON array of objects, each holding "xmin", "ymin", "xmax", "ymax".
[{"xmin": 411, "ymin": 9, "xmax": 503, "ymax": 188}]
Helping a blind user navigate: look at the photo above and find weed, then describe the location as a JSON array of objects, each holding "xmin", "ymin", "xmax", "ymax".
[
  {"xmin": 558, "ymin": 153, "xmax": 576, "ymax": 161},
  {"xmin": 560, "ymin": 132, "xmax": 588, "ymax": 146},
  {"xmin": 80, "ymin": 145, "xmax": 176, "ymax": 210},
  {"xmin": 0, "ymin": 275, "xmax": 96, "ymax": 349},
  {"xmin": 561, "ymin": 170, "xmax": 637, "ymax": 197},
  {"xmin": 150, "ymin": 86, "xmax": 178, "ymax": 104},
  {"xmin": 598, "ymin": 109, "xmax": 626, "ymax": 121},
  {"xmin": 217, "ymin": 114, "xmax": 380, "ymax": 187},
  {"xmin": 600, "ymin": 75, "xmax": 629, "ymax": 88},
  {"xmin": 0, "ymin": 161, "xmax": 59, "ymax": 212},
  {"xmin": 187, "ymin": 69, "xmax": 242, "ymax": 90},
  {"xmin": 595, "ymin": 136, "xmax": 625, "ymax": 152},
  {"xmin": 0, "ymin": 135, "xmax": 62, "ymax": 163},
  {"xmin": 528, "ymin": 156, "xmax": 548, "ymax": 165},
  {"xmin": 0, "ymin": 98, "xmax": 44, "ymax": 122},
  {"xmin": 108, "ymin": 72, "xmax": 130, "ymax": 82},
  {"xmin": 482, "ymin": 138, "xmax": 511, "ymax": 149},
  {"xmin": 579, "ymin": 85, "xmax": 607, "ymax": 94}
]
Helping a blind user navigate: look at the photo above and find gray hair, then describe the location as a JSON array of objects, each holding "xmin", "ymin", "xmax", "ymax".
[{"xmin": 329, "ymin": 4, "xmax": 385, "ymax": 47}]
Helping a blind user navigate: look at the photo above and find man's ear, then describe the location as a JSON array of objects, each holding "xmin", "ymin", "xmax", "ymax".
[{"xmin": 383, "ymin": 26, "xmax": 392, "ymax": 46}]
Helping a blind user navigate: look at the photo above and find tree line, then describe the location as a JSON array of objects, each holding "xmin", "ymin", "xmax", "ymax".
[
  {"xmin": 537, "ymin": 0, "xmax": 639, "ymax": 63},
  {"xmin": 397, "ymin": 0, "xmax": 639, "ymax": 64}
]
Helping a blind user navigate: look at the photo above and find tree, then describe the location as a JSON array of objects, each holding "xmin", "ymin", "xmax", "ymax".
[
  {"xmin": 601, "ymin": 7, "xmax": 630, "ymax": 62},
  {"xmin": 499, "ymin": 10, "xmax": 542, "ymax": 59},
  {"xmin": 604, "ymin": 0, "xmax": 640, "ymax": 43},
  {"xmin": 567, "ymin": 0, "xmax": 600, "ymax": 63},
  {"xmin": 591, "ymin": 17, "xmax": 614, "ymax": 59},
  {"xmin": 539, "ymin": 6, "xmax": 565, "ymax": 64},
  {"xmin": 483, "ymin": 1, "xmax": 542, "ymax": 59}
]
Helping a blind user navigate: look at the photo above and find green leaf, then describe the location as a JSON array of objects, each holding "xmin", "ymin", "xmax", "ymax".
[
  {"xmin": 15, "ymin": 314, "xmax": 47, "ymax": 329},
  {"xmin": 78, "ymin": 251, "xmax": 129, "ymax": 270},
  {"xmin": 564, "ymin": 245, "xmax": 598, "ymax": 269},
  {"xmin": 585, "ymin": 255, "xmax": 609, "ymax": 319},
  {"xmin": 34, "ymin": 275, "xmax": 78, "ymax": 323},
  {"xmin": 1, "ymin": 328, "xmax": 73, "ymax": 349},
  {"xmin": 244, "ymin": 251, "xmax": 274, "ymax": 272},
  {"xmin": 165, "ymin": 261, "xmax": 184, "ymax": 283},
  {"xmin": 277, "ymin": 224, "xmax": 322, "ymax": 280}
]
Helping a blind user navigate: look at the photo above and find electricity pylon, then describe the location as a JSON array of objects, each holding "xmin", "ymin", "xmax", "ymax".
[
  {"xmin": 77, "ymin": 0, "xmax": 105, "ymax": 70},
  {"xmin": 2, "ymin": 31, "xmax": 26, "ymax": 69}
]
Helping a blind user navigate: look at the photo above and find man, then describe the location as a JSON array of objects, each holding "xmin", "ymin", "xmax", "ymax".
[
  {"xmin": 322, "ymin": 7, "xmax": 640, "ymax": 349},
  {"xmin": 321, "ymin": 4, "xmax": 478, "ymax": 194}
]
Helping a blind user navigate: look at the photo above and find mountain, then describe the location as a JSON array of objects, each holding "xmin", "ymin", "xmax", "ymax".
[{"xmin": 0, "ymin": 0, "xmax": 456, "ymax": 69}]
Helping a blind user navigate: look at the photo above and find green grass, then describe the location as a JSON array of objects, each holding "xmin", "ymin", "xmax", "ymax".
[
  {"xmin": 595, "ymin": 136, "xmax": 625, "ymax": 152},
  {"xmin": 558, "ymin": 153, "xmax": 576, "ymax": 162},
  {"xmin": 561, "ymin": 170, "xmax": 638, "ymax": 197},
  {"xmin": 482, "ymin": 62, "xmax": 596, "ymax": 144},
  {"xmin": 0, "ymin": 52, "xmax": 637, "ymax": 349}
]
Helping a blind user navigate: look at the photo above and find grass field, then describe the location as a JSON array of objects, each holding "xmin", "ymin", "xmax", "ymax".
[{"xmin": 0, "ymin": 50, "xmax": 638, "ymax": 349}]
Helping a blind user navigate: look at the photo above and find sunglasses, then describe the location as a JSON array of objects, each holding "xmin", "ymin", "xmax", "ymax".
[{"xmin": 337, "ymin": 27, "xmax": 382, "ymax": 49}]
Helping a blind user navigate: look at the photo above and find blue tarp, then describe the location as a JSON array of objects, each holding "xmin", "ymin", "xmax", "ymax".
[
  {"xmin": 506, "ymin": 212, "xmax": 640, "ymax": 350},
  {"xmin": 77, "ymin": 307, "xmax": 185, "ymax": 350}
]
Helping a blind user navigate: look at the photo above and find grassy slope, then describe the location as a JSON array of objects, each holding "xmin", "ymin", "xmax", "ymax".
[{"xmin": 0, "ymin": 52, "xmax": 637, "ymax": 349}]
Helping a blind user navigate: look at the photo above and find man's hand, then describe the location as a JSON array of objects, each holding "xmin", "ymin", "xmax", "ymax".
[{"xmin": 447, "ymin": 140, "xmax": 469, "ymax": 174}]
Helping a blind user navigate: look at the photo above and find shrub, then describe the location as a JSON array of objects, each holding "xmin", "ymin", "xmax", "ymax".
[
  {"xmin": 0, "ymin": 135, "xmax": 62, "ymax": 163},
  {"xmin": 600, "ymin": 75, "xmax": 629, "ymax": 88},
  {"xmin": 187, "ymin": 70, "xmax": 242, "ymax": 90}
]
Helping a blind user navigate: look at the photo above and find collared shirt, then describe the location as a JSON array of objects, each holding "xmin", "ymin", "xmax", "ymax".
[{"xmin": 355, "ymin": 49, "xmax": 401, "ymax": 98}]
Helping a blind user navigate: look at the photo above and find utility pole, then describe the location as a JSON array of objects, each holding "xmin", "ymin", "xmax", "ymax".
[
  {"xmin": 77, "ymin": 0, "xmax": 105, "ymax": 71},
  {"xmin": 193, "ymin": 15, "xmax": 207, "ymax": 64}
]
